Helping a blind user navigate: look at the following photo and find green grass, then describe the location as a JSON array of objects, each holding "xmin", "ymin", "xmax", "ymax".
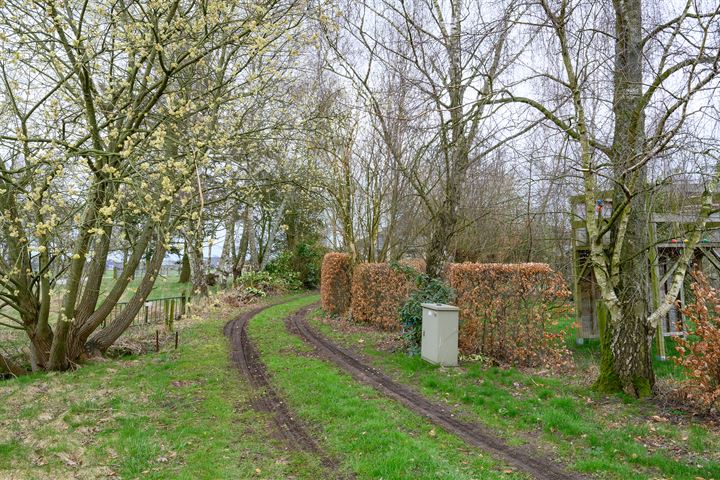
[
  {"xmin": 4, "ymin": 293, "xmax": 715, "ymax": 479},
  {"xmin": 99, "ymin": 271, "xmax": 223, "ymax": 302},
  {"xmin": 0, "ymin": 294, "xmax": 319, "ymax": 479},
  {"xmin": 310, "ymin": 310, "xmax": 720, "ymax": 480},
  {"xmin": 249, "ymin": 296, "xmax": 528, "ymax": 479},
  {"xmin": 0, "ymin": 271, "xmax": 225, "ymax": 360},
  {"xmin": 555, "ymin": 309, "xmax": 688, "ymax": 380}
]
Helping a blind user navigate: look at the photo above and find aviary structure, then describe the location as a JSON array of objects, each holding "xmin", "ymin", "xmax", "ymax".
[{"xmin": 570, "ymin": 185, "xmax": 720, "ymax": 359}]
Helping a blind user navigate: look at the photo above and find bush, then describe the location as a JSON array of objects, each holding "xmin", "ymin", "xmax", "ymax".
[
  {"xmin": 236, "ymin": 270, "xmax": 301, "ymax": 293},
  {"xmin": 320, "ymin": 253, "xmax": 353, "ymax": 315},
  {"xmin": 351, "ymin": 262, "xmax": 421, "ymax": 329},
  {"xmin": 675, "ymin": 274, "xmax": 720, "ymax": 411},
  {"xmin": 294, "ymin": 242, "xmax": 325, "ymax": 288},
  {"xmin": 446, "ymin": 262, "xmax": 571, "ymax": 367},
  {"xmin": 397, "ymin": 264, "xmax": 455, "ymax": 355}
]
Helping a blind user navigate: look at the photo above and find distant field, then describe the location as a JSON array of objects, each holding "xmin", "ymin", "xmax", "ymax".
[{"xmin": 0, "ymin": 270, "xmax": 225, "ymax": 358}]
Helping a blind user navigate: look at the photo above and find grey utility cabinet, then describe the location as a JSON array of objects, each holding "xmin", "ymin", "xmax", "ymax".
[{"xmin": 420, "ymin": 303, "xmax": 459, "ymax": 367}]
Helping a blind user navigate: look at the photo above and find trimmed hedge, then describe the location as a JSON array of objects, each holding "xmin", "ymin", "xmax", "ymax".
[
  {"xmin": 351, "ymin": 262, "xmax": 421, "ymax": 330},
  {"xmin": 446, "ymin": 262, "xmax": 571, "ymax": 366},
  {"xmin": 320, "ymin": 253, "xmax": 353, "ymax": 315}
]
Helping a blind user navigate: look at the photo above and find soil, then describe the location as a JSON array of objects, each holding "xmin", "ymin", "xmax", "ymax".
[
  {"xmin": 224, "ymin": 303, "xmax": 346, "ymax": 477},
  {"xmin": 285, "ymin": 306, "xmax": 586, "ymax": 480}
]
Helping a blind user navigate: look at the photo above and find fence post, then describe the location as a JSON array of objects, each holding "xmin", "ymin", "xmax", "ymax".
[
  {"xmin": 144, "ymin": 303, "xmax": 149, "ymax": 324},
  {"xmin": 167, "ymin": 299, "xmax": 175, "ymax": 331},
  {"xmin": 180, "ymin": 292, "xmax": 187, "ymax": 316}
]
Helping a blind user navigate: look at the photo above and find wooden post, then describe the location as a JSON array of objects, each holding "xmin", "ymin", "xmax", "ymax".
[
  {"xmin": 175, "ymin": 331, "xmax": 178, "ymax": 350},
  {"xmin": 155, "ymin": 330, "xmax": 159, "ymax": 352},
  {"xmin": 571, "ymin": 229, "xmax": 584, "ymax": 345},
  {"xmin": 649, "ymin": 222, "xmax": 666, "ymax": 360},
  {"xmin": 144, "ymin": 304, "xmax": 149, "ymax": 324},
  {"xmin": 167, "ymin": 299, "xmax": 175, "ymax": 331}
]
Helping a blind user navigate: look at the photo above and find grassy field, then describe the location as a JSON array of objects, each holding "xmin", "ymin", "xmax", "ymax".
[
  {"xmin": 0, "ymin": 271, "xmax": 224, "ymax": 358},
  {"xmin": 310, "ymin": 309, "xmax": 720, "ymax": 480},
  {"xmin": 2, "ymin": 292, "xmax": 718, "ymax": 479},
  {"xmin": 0, "ymin": 294, "xmax": 313, "ymax": 479},
  {"xmin": 98, "ymin": 271, "xmax": 224, "ymax": 302},
  {"xmin": 249, "ymin": 297, "xmax": 526, "ymax": 479}
]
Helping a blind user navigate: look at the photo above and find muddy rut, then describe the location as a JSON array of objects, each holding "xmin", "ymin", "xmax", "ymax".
[
  {"xmin": 224, "ymin": 303, "xmax": 342, "ymax": 474},
  {"xmin": 285, "ymin": 307, "xmax": 585, "ymax": 480}
]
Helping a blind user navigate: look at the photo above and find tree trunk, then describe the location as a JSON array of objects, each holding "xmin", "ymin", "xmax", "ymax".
[
  {"xmin": 48, "ymin": 178, "xmax": 106, "ymax": 371},
  {"xmin": 188, "ymin": 234, "xmax": 208, "ymax": 297},
  {"xmin": 179, "ymin": 248, "xmax": 191, "ymax": 283},
  {"xmin": 218, "ymin": 209, "xmax": 238, "ymax": 287},
  {"xmin": 233, "ymin": 204, "xmax": 252, "ymax": 280},
  {"xmin": 262, "ymin": 199, "xmax": 286, "ymax": 270},
  {"xmin": 87, "ymin": 242, "xmax": 166, "ymax": 353},
  {"xmin": 426, "ymin": 209, "xmax": 457, "ymax": 278},
  {"xmin": 595, "ymin": 0, "xmax": 655, "ymax": 396},
  {"xmin": 424, "ymin": 1, "xmax": 469, "ymax": 279}
]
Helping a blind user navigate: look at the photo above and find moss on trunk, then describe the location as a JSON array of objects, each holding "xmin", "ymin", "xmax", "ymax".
[{"xmin": 593, "ymin": 302, "xmax": 622, "ymax": 393}]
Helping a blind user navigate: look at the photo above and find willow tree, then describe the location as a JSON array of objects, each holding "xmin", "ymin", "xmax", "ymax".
[
  {"xmin": 503, "ymin": 0, "xmax": 720, "ymax": 395},
  {"xmin": 0, "ymin": 0, "xmax": 302, "ymax": 372}
]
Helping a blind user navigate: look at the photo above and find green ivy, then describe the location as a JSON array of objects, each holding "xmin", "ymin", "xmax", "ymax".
[{"xmin": 394, "ymin": 262, "xmax": 455, "ymax": 356}]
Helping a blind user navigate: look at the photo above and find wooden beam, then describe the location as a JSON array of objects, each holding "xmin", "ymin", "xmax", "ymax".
[
  {"xmin": 651, "ymin": 213, "xmax": 720, "ymax": 224},
  {"xmin": 699, "ymin": 247, "xmax": 720, "ymax": 272}
]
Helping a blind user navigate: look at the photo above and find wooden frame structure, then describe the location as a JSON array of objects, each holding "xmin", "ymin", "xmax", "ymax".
[{"xmin": 570, "ymin": 188, "xmax": 720, "ymax": 359}]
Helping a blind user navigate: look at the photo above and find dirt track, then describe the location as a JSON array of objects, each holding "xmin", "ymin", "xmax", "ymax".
[
  {"xmin": 285, "ymin": 306, "xmax": 585, "ymax": 480},
  {"xmin": 224, "ymin": 303, "xmax": 342, "ymax": 474}
]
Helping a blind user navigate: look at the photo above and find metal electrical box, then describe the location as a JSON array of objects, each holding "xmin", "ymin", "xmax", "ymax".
[{"xmin": 421, "ymin": 303, "xmax": 459, "ymax": 367}]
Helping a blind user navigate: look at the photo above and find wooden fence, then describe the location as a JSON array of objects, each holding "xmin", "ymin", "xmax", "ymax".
[{"xmin": 104, "ymin": 293, "xmax": 188, "ymax": 329}]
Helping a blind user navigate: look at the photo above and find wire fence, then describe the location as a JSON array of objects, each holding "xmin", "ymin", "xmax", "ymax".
[
  {"xmin": 109, "ymin": 264, "xmax": 181, "ymax": 279},
  {"xmin": 104, "ymin": 293, "xmax": 189, "ymax": 329}
]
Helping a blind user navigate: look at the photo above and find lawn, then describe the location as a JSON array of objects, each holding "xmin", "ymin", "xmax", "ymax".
[
  {"xmin": 0, "ymin": 293, "xmax": 315, "ymax": 479},
  {"xmin": 0, "ymin": 294, "xmax": 529, "ymax": 479},
  {"xmin": 2, "ymin": 292, "xmax": 717, "ymax": 479},
  {"xmin": 248, "ymin": 296, "xmax": 527, "ymax": 479},
  {"xmin": 0, "ymin": 271, "xmax": 225, "ymax": 359},
  {"xmin": 98, "ymin": 271, "xmax": 224, "ymax": 302},
  {"xmin": 309, "ymin": 308, "xmax": 720, "ymax": 480}
]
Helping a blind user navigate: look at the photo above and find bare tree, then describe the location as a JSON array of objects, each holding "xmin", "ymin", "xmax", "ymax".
[
  {"xmin": 323, "ymin": 0, "xmax": 530, "ymax": 276},
  {"xmin": 502, "ymin": 0, "xmax": 720, "ymax": 395}
]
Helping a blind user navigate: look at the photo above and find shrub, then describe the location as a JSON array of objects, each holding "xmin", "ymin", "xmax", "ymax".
[
  {"xmin": 397, "ymin": 264, "xmax": 455, "ymax": 355},
  {"xmin": 264, "ymin": 251, "xmax": 304, "ymax": 290},
  {"xmin": 294, "ymin": 242, "xmax": 326, "ymax": 288},
  {"xmin": 446, "ymin": 262, "xmax": 571, "ymax": 367},
  {"xmin": 320, "ymin": 253, "xmax": 353, "ymax": 315},
  {"xmin": 351, "ymin": 262, "xmax": 421, "ymax": 329},
  {"xmin": 675, "ymin": 274, "xmax": 720, "ymax": 411},
  {"xmin": 236, "ymin": 270, "xmax": 301, "ymax": 293}
]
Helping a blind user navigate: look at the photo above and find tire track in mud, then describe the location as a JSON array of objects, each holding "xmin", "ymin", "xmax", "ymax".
[
  {"xmin": 285, "ymin": 306, "xmax": 585, "ymax": 480},
  {"xmin": 224, "ymin": 302, "xmax": 345, "ymax": 476}
]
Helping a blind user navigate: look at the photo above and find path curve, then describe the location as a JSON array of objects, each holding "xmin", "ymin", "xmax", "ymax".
[
  {"xmin": 224, "ymin": 302, "xmax": 341, "ymax": 473},
  {"xmin": 285, "ymin": 306, "xmax": 585, "ymax": 480}
]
